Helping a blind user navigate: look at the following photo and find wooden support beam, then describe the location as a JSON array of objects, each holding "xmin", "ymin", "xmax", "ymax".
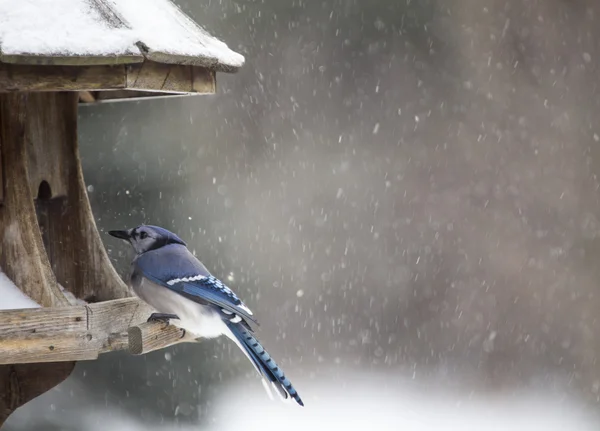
[
  {"xmin": 0, "ymin": 64, "xmax": 127, "ymax": 92},
  {"xmin": 27, "ymin": 92, "xmax": 130, "ymax": 302},
  {"xmin": 0, "ymin": 91, "xmax": 73, "ymax": 425},
  {"xmin": 0, "ymin": 93, "xmax": 68, "ymax": 308},
  {"xmin": 0, "ymin": 61, "xmax": 216, "ymax": 96},
  {"xmin": 0, "ymin": 298, "xmax": 197, "ymax": 365},
  {"xmin": 126, "ymin": 62, "xmax": 215, "ymax": 94}
]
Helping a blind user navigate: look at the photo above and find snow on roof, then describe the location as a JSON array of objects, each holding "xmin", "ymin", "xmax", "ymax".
[
  {"xmin": 0, "ymin": 0, "xmax": 244, "ymax": 72},
  {"xmin": 0, "ymin": 271, "xmax": 40, "ymax": 310}
]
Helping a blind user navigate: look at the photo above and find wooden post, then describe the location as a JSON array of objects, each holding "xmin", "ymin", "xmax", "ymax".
[
  {"xmin": 0, "ymin": 93, "xmax": 67, "ymax": 308},
  {"xmin": 0, "ymin": 92, "xmax": 71, "ymax": 426},
  {"xmin": 28, "ymin": 92, "xmax": 130, "ymax": 302}
]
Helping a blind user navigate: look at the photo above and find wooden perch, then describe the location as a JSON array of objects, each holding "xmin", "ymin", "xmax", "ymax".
[
  {"xmin": 128, "ymin": 321, "xmax": 197, "ymax": 355},
  {"xmin": 0, "ymin": 298, "xmax": 197, "ymax": 365}
]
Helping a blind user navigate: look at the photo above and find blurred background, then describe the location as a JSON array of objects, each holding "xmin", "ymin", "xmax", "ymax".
[{"xmin": 6, "ymin": 0, "xmax": 600, "ymax": 429}]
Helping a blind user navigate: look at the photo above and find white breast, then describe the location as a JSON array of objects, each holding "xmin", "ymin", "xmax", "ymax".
[{"xmin": 135, "ymin": 278, "xmax": 228, "ymax": 339}]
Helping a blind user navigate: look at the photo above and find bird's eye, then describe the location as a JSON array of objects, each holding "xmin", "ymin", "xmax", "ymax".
[{"xmin": 140, "ymin": 231, "xmax": 148, "ymax": 239}]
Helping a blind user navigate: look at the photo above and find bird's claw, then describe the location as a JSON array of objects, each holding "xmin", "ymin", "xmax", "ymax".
[{"xmin": 147, "ymin": 313, "xmax": 180, "ymax": 329}]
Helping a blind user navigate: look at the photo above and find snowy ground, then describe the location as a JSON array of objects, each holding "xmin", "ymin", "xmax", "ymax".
[
  {"xmin": 1, "ymin": 272, "xmax": 598, "ymax": 430},
  {"xmin": 6, "ymin": 371, "xmax": 600, "ymax": 431}
]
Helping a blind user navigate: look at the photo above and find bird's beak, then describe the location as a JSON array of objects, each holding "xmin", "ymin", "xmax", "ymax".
[{"xmin": 108, "ymin": 230, "xmax": 131, "ymax": 241}]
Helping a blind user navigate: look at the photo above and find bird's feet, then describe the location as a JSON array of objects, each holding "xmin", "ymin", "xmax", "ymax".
[{"xmin": 147, "ymin": 313, "xmax": 180, "ymax": 329}]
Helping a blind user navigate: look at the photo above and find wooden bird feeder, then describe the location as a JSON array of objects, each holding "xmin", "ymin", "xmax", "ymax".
[{"xmin": 0, "ymin": 0, "xmax": 244, "ymax": 425}]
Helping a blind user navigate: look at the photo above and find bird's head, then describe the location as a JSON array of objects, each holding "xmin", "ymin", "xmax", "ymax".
[{"xmin": 108, "ymin": 225, "xmax": 187, "ymax": 255}]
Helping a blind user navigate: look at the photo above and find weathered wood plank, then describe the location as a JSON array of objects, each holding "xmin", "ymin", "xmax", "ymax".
[
  {"xmin": 162, "ymin": 63, "xmax": 194, "ymax": 92},
  {"xmin": 0, "ymin": 62, "xmax": 215, "ymax": 95},
  {"xmin": 29, "ymin": 92, "xmax": 130, "ymax": 302},
  {"xmin": 101, "ymin": 332, "xmax": 129, "ymax": 353},
  {"xmin": 0, "ymin": 63, "xmax": 126, "ymax": 92},
  {"xmin": 86, "ymin": 297, "xmax": 151, "ymax": 333},
  {"xmin": 0, "ymin": 298, "xmax": 194, "ymax": 365},
  {"xmin": 0, "ymin": 93, "xmax": 67, "ymax": 308},
  {"xmin": 1, "ymin": 334, "xmax": 99, "ymax": 364},
  {"xmin": 192, "ymin": 67, "xmax": 216, "ymax": 94},
  {"xmin": 126, "ymin": 61, "xmax": 171, "ymax": 90},
  {"xmin": 128, "ymin": 321, "xmax": 196, "ymax": 355},
  {"xmin": 0, "ymin": 92, "xmax": 74, "ymax": 427},
  {"xmin": 0, "ymin": 54, "xmax": 142, "ymax": 67},
  {"xmin": 126, "ymin": 62, "xmax": 215, "ymax": 94},
  {"xmin": 0, "ymin": 362, "xmax": 74, "ymax": 423},
  {"xmin": 0, "ymin": 307, "xmax": 86, "ymax": 337}
]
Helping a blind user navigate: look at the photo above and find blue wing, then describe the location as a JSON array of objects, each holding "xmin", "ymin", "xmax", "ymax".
[
  {"xmin": 134, "ymin": 244, "xmax": 259, "ymax": 328},
  {"xmin": 171, "ymin": 275, "xmax": 258, "ymax": 327}
]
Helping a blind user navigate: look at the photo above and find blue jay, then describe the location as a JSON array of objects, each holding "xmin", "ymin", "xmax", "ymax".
[{"xmin": 109, "ymin": 225, "xmax": 304, "ymax": 406}]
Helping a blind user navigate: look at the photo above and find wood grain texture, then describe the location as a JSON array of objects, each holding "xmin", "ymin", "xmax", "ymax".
[
  {"xmin": 0, "ymin": 307, "xmax": 85, "ymax": 337},
  {"xmin": 1, "ymin": 335, "xmax": 99, "ymax": 364},
  {"xmin": 0, "ymin": 362, "xmax": 74, "ymax": 425},
  {"xmin": 0, "ymin": 92, "xmax": 72, "ymax": 427},
  {"xmin": 0, "ymin": 63, "xmax": 127, "ymax": 91},
  {"xmin": 126, "ymin": 62, "xmax": 215, "ymax": 94},
  {"xmin": 28, "ymin": 92, "xmax": 130, "ymax": 302},
  {"xmin": 0, "ymin": 54, "xmax": 142, "ymax": 66},
  {"xmin": 192, "ymin": 67, "xmax": 217, "ymax": 94},
  {"xmin": 0, "ymin": 62, "xmax": 215, "ymax": 96},
  {"xmin": 0, "ymin": 93, "xmax": 67, "ymax": 308},
  {"xmin": 86, "ymin": 297, "xmax": 152, "ymax": 333},
  {"xmin": 0, "ymin": 298, "xmax": 194, "ymax": 365},
  {"xmin": 128, "ymin": 321, "xmax": 197, "ymax": 355}
]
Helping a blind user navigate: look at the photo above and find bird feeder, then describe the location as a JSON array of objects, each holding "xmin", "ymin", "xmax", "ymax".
[{"xmin": 0, "ymin": 0, "xmax": 244, "ymax": 425}]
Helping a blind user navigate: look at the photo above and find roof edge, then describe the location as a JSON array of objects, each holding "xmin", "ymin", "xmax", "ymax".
[{"xmin": 0, "ymin": 53, "xmax": 144, "ymax": 66}]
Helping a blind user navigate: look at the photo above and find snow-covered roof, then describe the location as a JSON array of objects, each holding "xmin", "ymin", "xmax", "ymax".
[{"xmin": 0, "ymin": 0, "xmax": 244, "ymax": 73}]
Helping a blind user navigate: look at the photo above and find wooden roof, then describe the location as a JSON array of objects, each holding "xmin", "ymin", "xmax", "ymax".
[{"xmin": 0, "ymin": 0, "xmax": 245, "ymax": 101}]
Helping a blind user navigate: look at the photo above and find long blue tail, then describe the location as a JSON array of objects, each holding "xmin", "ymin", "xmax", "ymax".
[{"xmin": 225, "ymin": 321, "xmax": 304, "ymax": 406}]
